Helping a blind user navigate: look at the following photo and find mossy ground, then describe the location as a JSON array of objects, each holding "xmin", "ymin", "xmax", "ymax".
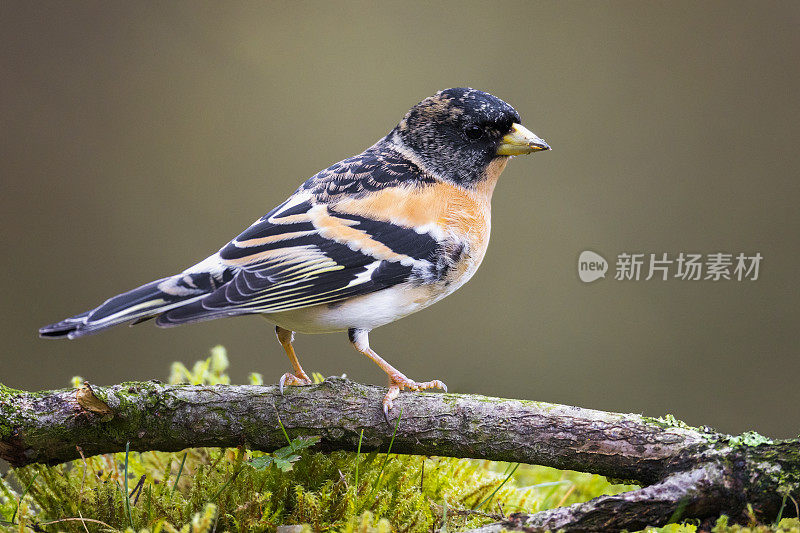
[{"xmin": 1, "ymin": 347, "xmax": 797, "ymax": 533}]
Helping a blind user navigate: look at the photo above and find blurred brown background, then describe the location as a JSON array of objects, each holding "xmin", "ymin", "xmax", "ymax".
[{"xmin": 2, "ymin": 2, "xmax": 798, "ymax": 437}]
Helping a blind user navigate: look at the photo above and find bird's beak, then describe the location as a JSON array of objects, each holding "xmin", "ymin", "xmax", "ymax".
[{"xmin": 496, "ymin": 123, "xmax": 551, "ymax": 155}]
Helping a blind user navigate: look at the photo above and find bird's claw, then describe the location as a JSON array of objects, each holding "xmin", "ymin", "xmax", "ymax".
[
  {"xmin": 278, "ymin": 372, "xmax": 312, "ymax": 396},
  {"xmin": 383, "ymin": 402, "xmax": 391, "ymax": 426},
  {"xmin": 381, "ymin": 375, "xmax": 447, "ymax": 425}
]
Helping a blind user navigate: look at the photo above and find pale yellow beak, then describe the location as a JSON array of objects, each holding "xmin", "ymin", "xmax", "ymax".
[{"xmin": 496, "ymin": 123, "xmax": 551, "ymax": 155}]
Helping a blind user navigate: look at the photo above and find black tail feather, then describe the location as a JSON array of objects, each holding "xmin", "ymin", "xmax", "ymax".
[
  {"xmin": 39, "ymin": 276, "xmax": 206, "ymax": 339},
  {"xmin": 39, "ymin": 311, "xmax": 90, "ymax": 338}
]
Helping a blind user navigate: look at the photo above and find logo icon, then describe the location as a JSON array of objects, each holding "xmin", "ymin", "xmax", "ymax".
[{"xmin": 578, "ymin": 251, "xmax": 608, "ymax": 283}]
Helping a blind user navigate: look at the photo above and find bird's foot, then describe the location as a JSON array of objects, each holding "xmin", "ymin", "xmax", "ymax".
[
  {"xmin": 382, "ymin": 373, "xmax": 447, "ymax": 424},
  {"xmin": 278, "ymin": 372, "xmax": 312, "ymax": 395}
]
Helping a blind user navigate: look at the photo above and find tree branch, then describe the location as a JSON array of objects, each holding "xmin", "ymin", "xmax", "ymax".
[{"xmin": 1, "ymin": 378, "xmax": 797, "ymax": 530}]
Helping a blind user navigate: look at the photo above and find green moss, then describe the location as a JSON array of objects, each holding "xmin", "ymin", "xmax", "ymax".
[
  {"xmin": 0, "ymin": 385, "xmax": 25, "ymax": 441},
  {"xmin": 0, "ymin": 383, "xmax": 23, "ymax": 398},
  {"xmin": 6, "ymin": 446, "xmax": 626, "ymax": 532}
]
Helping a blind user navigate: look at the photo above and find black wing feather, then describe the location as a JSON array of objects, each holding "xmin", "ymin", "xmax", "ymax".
[{"xmin": 156, "ymin": 204, "xmax": 439, "ymax": 326}]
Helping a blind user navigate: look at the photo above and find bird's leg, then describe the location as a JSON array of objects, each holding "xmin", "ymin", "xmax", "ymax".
[
  {"xmin": 275, "ymin": 326, "xmax": 312, "ymax": 394},
  {"xmin": 348, "ymin": 328, "xmax": 447, "ymax": 423}
]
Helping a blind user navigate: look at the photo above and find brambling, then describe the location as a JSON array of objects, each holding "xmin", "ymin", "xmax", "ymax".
[{"xmin": 40, "ymin": 88, "xmax": 550, "ymax": 420}]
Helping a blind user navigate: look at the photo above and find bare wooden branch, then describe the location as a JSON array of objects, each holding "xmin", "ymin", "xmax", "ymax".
[
  {"xmin": 468, "ymin": 464, "xmax": 733, "ymax": 532},
  {"xmin": 1, "ymin": 377, "xmax": 797, "ymax": 531}
]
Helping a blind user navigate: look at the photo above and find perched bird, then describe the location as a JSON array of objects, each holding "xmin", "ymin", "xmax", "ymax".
[{"xmin": 40, "ymin": 88, "xmax": 550, "ymax": 420}]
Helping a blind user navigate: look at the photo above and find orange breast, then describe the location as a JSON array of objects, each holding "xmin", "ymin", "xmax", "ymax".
[
  {"xmin": 332, "ymin": 156, "xmax": 510, "ymax": 285},
  {"xmin": 332, "ymin": 177, "xmax": 499, "ymax": 253}
]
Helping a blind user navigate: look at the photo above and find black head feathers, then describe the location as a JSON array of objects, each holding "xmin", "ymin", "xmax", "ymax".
[{"xmin": 394, "ymin": 88, "xmax": 522, "ymax": 185}]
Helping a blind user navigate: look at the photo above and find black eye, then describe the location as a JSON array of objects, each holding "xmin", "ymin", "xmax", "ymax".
[{"xmin": 464, "ymin": 125, "xmax": 483, "ymax": 140}]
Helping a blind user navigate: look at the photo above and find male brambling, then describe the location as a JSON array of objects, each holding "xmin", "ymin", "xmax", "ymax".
[{"xmin": 40, "ymin": 88, "xmax": 550, "ymax": 420}]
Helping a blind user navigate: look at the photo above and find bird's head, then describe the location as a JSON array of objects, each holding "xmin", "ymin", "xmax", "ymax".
[{"xmin": 394, "ymin": 87, "xmax": 550, "ymax": 186}]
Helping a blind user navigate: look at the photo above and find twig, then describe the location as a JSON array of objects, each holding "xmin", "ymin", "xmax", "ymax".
[
  {"xmin": 431, "ymin": 503, "xmax": 504, "ymax": 521},
  {"xmin": 39, "ymin": 517, "xmax": 115, "ymax": 529}
]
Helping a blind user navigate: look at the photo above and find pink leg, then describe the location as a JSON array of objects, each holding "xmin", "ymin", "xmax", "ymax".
[
  {"xmin": 348, "ymin": 328, "xmax": 447, "ymax": 423},
  {"xmin": 275, "ymin": 326, "xmax": 312, "ymax": 394}
]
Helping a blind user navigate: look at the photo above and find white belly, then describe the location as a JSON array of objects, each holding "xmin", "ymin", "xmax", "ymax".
[{"xmin": 264, "ymin": 261, "xmax": 478, "ymax": 334}]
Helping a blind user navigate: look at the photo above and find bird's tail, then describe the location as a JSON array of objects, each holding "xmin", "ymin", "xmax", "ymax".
[{"xmin": 39, "ymin": 274, "xmax": 211, "ymax": 339}]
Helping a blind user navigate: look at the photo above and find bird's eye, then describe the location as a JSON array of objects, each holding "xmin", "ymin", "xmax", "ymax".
[{"xmin": 464, "ymin": 125, "xmax": 483, "ymax": 140}]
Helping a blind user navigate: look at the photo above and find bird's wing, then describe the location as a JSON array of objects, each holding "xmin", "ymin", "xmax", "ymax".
[{"xmin": 155, "ymin": 190, "xmax": 444, "ymax": 326}]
